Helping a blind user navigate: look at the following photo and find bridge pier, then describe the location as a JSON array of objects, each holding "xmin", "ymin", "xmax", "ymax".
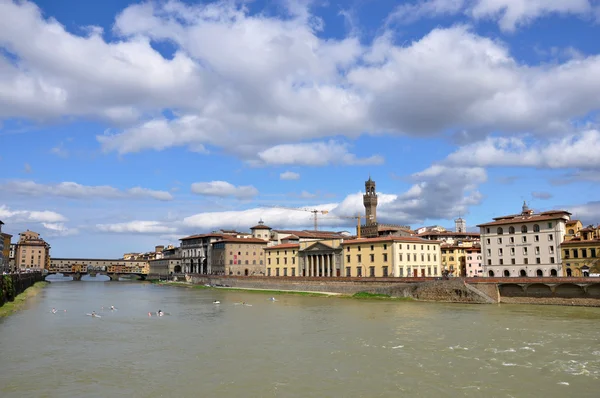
[
  {"xmin": 70, "ymin": 273, "xmax": 82, "ymax": 281},
  {"xmin": 107, "ymin": 273, "xmax": 119, "ymax": 281}
]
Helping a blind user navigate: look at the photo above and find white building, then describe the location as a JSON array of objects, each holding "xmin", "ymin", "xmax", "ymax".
[{"xmin": 477, "ymin": 202, "xmax": 570, "ymax": 277}]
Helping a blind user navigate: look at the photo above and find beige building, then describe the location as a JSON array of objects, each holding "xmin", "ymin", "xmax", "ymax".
[
  {"xmin": 478, "ymin": 202, "xmax": 569, "ymax": 277},
  {"xmin": 265, "ymin": 243, "xmax": 299, "ymax": 277},
  {"xmin": 15, "ymin": 230, "xmax": 50, "ymax": 271},
  {"xmin": 148, "ymin": 257, "xmax": 183, "ymax": 277},
  {"xmin": 212, "ymin": 237, "xmax": 267, "ymax": 276},
  {"xmin": 342, "ymin": 236, "xmax": 441, "ymax": 278}
]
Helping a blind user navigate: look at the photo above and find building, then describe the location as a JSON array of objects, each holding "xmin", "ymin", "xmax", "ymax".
[
  {"xmin": 441, "ymin": 241, "xmax": 478, "ymax": 277},
  {"xmin": 269, "ymin": 229, "xmax": 346, "ymax": 246},
  {"xmin": 341, "ymin": 236, "xmax": 441, "ymax": 277},
  {"xmin": 465, "ymin": 246, "xmax": 483, "ymax": 277},
  {"xmin": 477, "ymin": 202, "xmax": 569, "ymax": 277},
  {"xmin": 148, "ymin": 257, "xmax": 183, "ymax": 277},
  {"xmin": 9, "ymin": 243, "xmax": 16, "ymax": 271},
  {"xmin": 0, "ymin": 221, "xmax": 8, "ymax": 272},
  {"xmin": 359, "ymin": 177, "xmax": 412, "ymax": 238},
  {"xmin": 298, "ymin": 239, "xmax": 344, "ymax": 277},
  {"xmin": 560, "ymin": 224, "xmax": 600, "ymax": 277},
  {"xmin": 250, "ymin": 220, "xmax": 272, "ymax": 240},
  {"xmin": 264, "ymin": 243, "xmax": 300, "ymax": 277},
  {"xmin": 15, "ymin": 230, "xmax": 51, "ymax": 271},
  {"xmin": 417, "ymin": 219, "xmax": 480, "ymax": 244},
  {"xmin": 211, "ymin": 237, "xmax": 267, "ymax": 276},
  {"xmin": 179, "ymin": 233, "xmax": 224, "ymax": 274}
]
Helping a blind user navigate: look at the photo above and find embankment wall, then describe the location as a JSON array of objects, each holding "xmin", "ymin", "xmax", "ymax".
[{"xmin": 0, "ymin": 272, "xmax": 44, "ymax": 307}]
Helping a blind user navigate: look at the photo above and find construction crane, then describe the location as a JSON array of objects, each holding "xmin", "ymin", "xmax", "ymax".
[
  {"xmin": 269, "ymin": 206, "xmax": 329, "ymax": 231},
  {"xmin": 328, "ymin": 214, "xmax": 364, "ymax": 238}
]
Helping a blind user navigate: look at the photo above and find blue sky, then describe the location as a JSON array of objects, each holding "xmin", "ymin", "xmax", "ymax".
[{"xmin": 2, "ymin": 0, "xmax": 600, "ymax": 258}]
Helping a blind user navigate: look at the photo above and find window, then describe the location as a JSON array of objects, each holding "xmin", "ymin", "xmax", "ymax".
[
  {"xmin": 497, "ymin": 238, "xmax": 503, "ymax": 244},
  {"xmin": 524, "ymin": 258, "xmax": 529, "ymax": 265},
  {"xmin": 564, "ymin": 249, "xmax": 570, "ymax": 258},
  {"xmin": 267, "ymin": 268, "xmax": 271, "ymax": 276},
  {"xmin": 434, "ymin": 254, "xmax": 437, "ymax": 261},
  {"xmin": 509, "ymin": 226, "xmax": 515, "ymax": 234},
  {"xmin": 369, "ymin": 266, "xmax": 375, "ymax": 277},
  {"xmin": 573, "ymin": 249, "xmax": 578, "ymax": 258},
  {"xmin": 358, "ymin": 246, "xmax": 361, "ymax": 252},
  {"xmin": 284, "ymin": 268, "xmax": 288, "ymax": 276},
  {"xmin": 549, "ymin": 246, "xmax": 554, "ymax": 254},
  {"xmin": 370, "ymin": 245, "xmax": 374, "ymax": 251},
  {"xmin": 421, "ymin": 254, "xmax": 425, "ymax": 262},
  {"xmin": 383, "ymin": 253, "xmax": 388, "ymax": 262},
  {"xmin": 383, "ymin": 266, "xmax": 388, "ymax": 277},
  {"xmin": 284, "ymin": 258, "xmax": 287, "ymax": 265},
  {"xmin": 399, "ymin": 254, "xmax": 403, "ymax": 261},
  {"xmin": 534, "ymin": 235, "xmax": 539, "ymax": 242},
  {"xmin": 511, "ymin": 258, "xmax": 516, "ymax": 265},
  {"xmin": 357, "ymin": 254, "xmax": 362, "ymax": 263},
  {"xmin": 346, "ymin": 255, "xmax": 351, "ymax": 263},
  {"xmin": 550, "ymin": 257, "xmax": 555, "ymax": 264},
  {"xmin": 292, "ymin": 268, "xmax": 295, "ymax": 276},
  {"xmin": 523, "ymin": 247, "xmax": 528, "ymax": 255},
  {"xmin": 536, "ymin": 258, "xmax": 541, "ymax": 264},
  {"xmin": 399, "ymin": 244, "xmax": 402, "ymax": 249},
  {"xmin": 276, "ymin": 258, "xmax": 280, "ymax": 265},
  {"xmin": 268, "ymin": 258, "xmax": 271, "ymax": 265},
  {"xmin": 592, "ymin": 248, "xmax": 597, "ymax": 258},
  {"xmin": 414, "ymin": 245, "xmax": 416, "ymax": 250},
  {"xmin": 510, "ymin": 247, "xmax": 515, "ymax": 255},
  {"xmin": 498, "ymin": 248, "xmax": 503, "ymax": 256},
  {"xmin": 346, "ymin": 267, "xmax": 351, "ymax": 277},
  {"xmin": 486, "ymin": 228, "xmax": 490, "ymax": 233},
  {"xmin": 535, "ymin": 246, "xmax": 540, "ymax": 255},
  {"xmin": 399, "ymin": 268, "xmax": 404, "ymax": 277},
  {"xmin": 497, "ymin": 227, "xmax": 504, "ymax": 234},
  {"xmin": 427, "ymin": 267, "xmax": 431, "ymax": 276},
  {"xmin": 292, "ymin": 258, "xmax": 295, "ymax": 264},
  {"xmin": 548, "ymin": 222, "xmax": 553, "ymax": 228},
  {"xmin": 521, "ymin": 225, "xmax": 528, "ymax": 233},
  {"xmin": 488, "ymin": 259, "xmax": 492, "ymax": 265},
  {"xmin": 548, "ymin": 234, "xmax": 554, "ymax": 241},
  {"xmin": 427, "ymin": 254, "xmax": 431, "ymax": 261},
  {"xmin": 533, "ymin": 224, "xmax": 540, "ymax": 232},
  {"xmin": 260, "ymin": 260, "xmax": 263, "ymax": 265},
  {"xmin": 487, "ymin": 249, "xmax": 491, "ymax": 256},
  {"xmin": 582, "ymin": 249, "xmax": 588, "ymax": 258},
  {"xmin": 509, "ymin": 237, "xmax": 514, "ymax": 243},
  {"xmin": 357, "ymin": 266, "xmax": 362, "ymax": 277},
  {"xmin": 414, "ymin": 254, "xmax": 417, "ymax": 261},
  {"xmin": 370, "ymin": 254, "xmax": 375, "ymax": 262},
  {"xmin": 407, "ymin": 267, "xmax": 411, "ymax": 276},
  {"xmin": 522, "ymin": 236, "xmax": 527, "ymax": 243},
  {"xmin": 276, "ymin": 268, "xmax": 280, "ymax": 276},
  {"xmin": 499, "ymin": 259, "xmax": 504, "ymax": 265},
  {"xmin": 486, "ymin": 239, "xmax": 491, "ymax": 245},
  {"xmin": 346, "ymin": 246, "xmax": 350, "ymax": 252}
]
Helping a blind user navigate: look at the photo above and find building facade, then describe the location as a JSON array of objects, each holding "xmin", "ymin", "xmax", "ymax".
[
  {"xmin": 265, "ymin": 243, "xmax": 299, "ymax": 277},
  {"xmin": 465, "ymin": 247, "xmax": 483, "ymax": 277},
  {"xmin": 478, "ymin": 202, "xmax": 569, "ymax": 277},
  {"xmin": 341, "ymin": 236, "xmax": 441, "ymax": 278},
  {"xmin": 212, "ymin": 237, "xmax": 267, "ymax": 276},
  {"xmin": 560, "ymin": 224, "xmax": 600, "ymax": 277},
  {"xmin": 148, "ymin": 257, "xmax": 183, "ymax": 277},
  {"xmin": 359, "ymin": 178, "xmax": 412, "ymax": 238},
  {"xmin": 180, "ymin": 233, "xmax": 224, "ymax": 274},
  {"xmin": 0, "ymin": 222, "xmax": 10, "ymax": 272},
  {"xmin": 299, "ymin": 239, "xmax": 344, "ymax": 277},
  {"xmin": 15, "ymin": 230, "xmax": 50, "ymax": 271}
]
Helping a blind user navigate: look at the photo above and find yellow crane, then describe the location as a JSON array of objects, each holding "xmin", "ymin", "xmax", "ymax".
[
  {"xmin": 327, "ymin": 214, "xmax": 363, "ymax": 238},
  {"xmin": 268, "ymin": 206, "xmax": 329, "ymax": 231}
]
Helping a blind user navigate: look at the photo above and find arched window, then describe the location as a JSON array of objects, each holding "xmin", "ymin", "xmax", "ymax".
[
  {"xmin": 521, "ymin": 225, "xmax": 528, "ymax": 233},
  {"xmin": 568, "ymin": 229, "xmax": 575, "ymax": 235},
  {"xmin": 536, "ymin": 269, "xmax": 543, "ymax": 277},
  {"xmin": 519, "ymin": 269, "xmax": 527, "ymax": 277},
  {"xmin": 497, "ymin": 227, "xmax": 504, "ymax": 235},
  {"xmin": 566, "ymin": 268, "xmax": 572, "ymax": 277},
  {"xmin": 509, "ymin": 226, "xmax": 515, "ymax": 234},
  {"xmin": 550, "ymin": 269, "xmax": 557, "ymax": 277},
  {"xmin": 533, "ymin": 224, "xmax": 540, "ymax": 232},
  {"xmin": 503, "ymin": 270, "xmax": 510, "ymax": 277},
  {"xmin": 488, "ymin": 270, "xmax": 495, "ymax": 277}
]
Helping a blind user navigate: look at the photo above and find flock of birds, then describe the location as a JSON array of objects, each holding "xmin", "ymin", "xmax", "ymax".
[{"xmin": 48, "ymin": 297, "xmax": 279, "ymax": 319}]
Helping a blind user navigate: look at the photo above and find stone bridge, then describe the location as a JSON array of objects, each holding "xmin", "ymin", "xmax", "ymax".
[
  {"xmin": 470, "ymin": 277, "xmax": 600, "ymax": 299},
  {"xmin": 47, "ymin": 258, "xmax": 149, "ymax": 281}
]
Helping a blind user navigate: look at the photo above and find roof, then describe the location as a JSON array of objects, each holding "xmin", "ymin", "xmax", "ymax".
[
  {"xmin": 566, "ymin": 220, "xmax": 581, "ymax": 225},
  {"xmin": 265, "ymin": 243, "xmax": 300, "ymax": 250},
  {"xmin": 217, "ymin": 237, "xmax": 268, "ymax": 244},
  {"xmin": 281, "ymin": 234, "xmax": 299, "ymax": 240},
  {"xmin": 342, "ymin": 236, "xmax": 437, "ymax": 245},
  {"xmin": 250, "ymin": 224, "xmax": 271, "ymax": 230},
  {"xmin": 561, "ymin": 238, "xmax": 600, "ymax": 246},
  {"xmin": 418, "ymin": 231, "xmax": 480, "ymax": 237},
  {"xmin": 477, "ymin": 211, "xmax": 571, "ymax": 227},
  {"xmin": 180, "ymin": 233, "xmax": 224, "ymax": 241}
]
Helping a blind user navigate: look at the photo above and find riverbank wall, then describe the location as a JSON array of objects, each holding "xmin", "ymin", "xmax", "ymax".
[
  {"xmin": 184, "ymin": 275, "xmax": 496, "ymax": 304},
  {"xmin": 0, "ymin": 272, "xmax": 45, "ymax": 308}
]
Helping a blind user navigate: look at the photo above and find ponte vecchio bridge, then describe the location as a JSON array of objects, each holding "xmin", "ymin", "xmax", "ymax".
[{"xmin": 47, "ymin": 258, "xmax": 149, "ymax": 281}]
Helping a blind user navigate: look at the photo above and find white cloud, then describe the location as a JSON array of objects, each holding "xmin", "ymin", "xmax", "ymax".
[
  {"xmin": 445, "ymin": 130, "xmax": 600, "ymax": 169},
  {"xmin": 42, "ymin": 222, "xmax": 79, "ymax": 237},
  {"xmin": 387, "ymin": 0, "xmax": 593, "ymax": 32},
  {"xmin": 190, "ymin": 181, "xmax": 259, "ymax": 199},
  {"xmin": 532, "ymin": 191, "xmax": 553, "ymax": 200},
  {"xmin": 0, "ymin": 204, "xmax": 67, "ymax": 223},
  {"xmin": 566, "ymin": 201, "xmax": 600, "ymax": 225},
  {"xmin": 1, "ymin": 180, "xmax": 173, "ymax": 201},
  {"xmin": 50, "ymin": 143, "xmax": 68, "ymax": 158},
  {"xmin": 96, "ymin": 221, "xmax": 177, "ymax": 234},
  {"xmin": 280, "ymin": 171, "xmax": 300, "ymax": 180},
  {"xmin": 255, "ymin": 141, "xmax": 384, "ymax": 166}
]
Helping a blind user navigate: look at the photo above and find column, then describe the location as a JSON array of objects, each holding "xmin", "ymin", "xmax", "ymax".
[
  {"xmin": 325, "ymin": 255, "xmax": 329, "ymax": 277},
  {"xmin": 330, "ymin": 254, "xmax": 334, "ymax": 277},
  {"xmin": 319, "ymin": 255, "xmax": 323, "ymax": 277},
  {"xmin": 309, "ymin": 256, "xmax": 313, "ymax": 277},
  {"xmin": 306, "ymin": 256, "xmax": 310, "ymax": 277}
]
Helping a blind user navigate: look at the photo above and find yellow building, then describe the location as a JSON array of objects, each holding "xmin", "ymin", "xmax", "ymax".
[
  {"xmin": 342, "ymin": 236, "xmax": 441, "ymax": 278},
  {"xmin": 264, "ymin": 243, "xmax": 299, "ymax": 277},
  {"xmin": 561, "ymin": 224, "xmax": 600, "ymax": 277},
  {"xmin": 1, "ymin": 232, "xmax": 11, "ymax": 272},
  {"xmin": 564, "ymin": 220, "xmax": 583, "ymax": 240},
  {"xmin": 440, "ymin": 240, "xmax": 476, "ymax": 277}
]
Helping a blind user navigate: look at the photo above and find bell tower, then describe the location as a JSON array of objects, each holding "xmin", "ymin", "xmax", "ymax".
[{"xmin": 363, "ymin": 176, "xmax": 378, "ymax": 226}]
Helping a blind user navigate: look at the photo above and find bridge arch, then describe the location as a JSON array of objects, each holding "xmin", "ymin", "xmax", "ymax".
[
  {"xmin": 499, "ymin": 284, "xmax": 524, "ymax": 296},
  {"xmin": 554, "ymin": 283, "xmax": 585, "ymax": 298},
  {"xmin": 587, "ymin": 284, "xmax": 600, "ymax": 297},
  {"xmin": 174, "ymin": 265, "xmax": 182, "ymax": 273},
  {"xmin": 526, "ymin": 283, "xmax": 552, "ymax": 297}
]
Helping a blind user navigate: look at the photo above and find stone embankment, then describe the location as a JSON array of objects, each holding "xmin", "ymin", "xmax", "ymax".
[
  {"xmin": 0, "ymin": 272, "xmax": 45, "ymax": 307},
  {"xmin": 184, "ymin": 275, "xmax": 496, "ymax": 304}
]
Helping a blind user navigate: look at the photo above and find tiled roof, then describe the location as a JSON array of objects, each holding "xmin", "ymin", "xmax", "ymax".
[
  {"xmin": 218, "ymin": 237, "xmax": 268, "ymax": 244},
  {"xmin": 342, "ymin": 236, "xmax": 436, "ymax": 245},
  {"xmin": 250, "ymin": 224, "xmax": 271, "ymax": 230},
  {"xmin": 561, "ymin": 238, "xmax": 600, "ymax": 246},
  {"xmin": 477, "ymin": 212, "xmax": 570, "ymax": 227},
  {"xmin": 418, "ymin": 231, "xmax": 480, "ymax": 236},
  {"xmin": 265, "ymin": 243, "xmax": 300, "ymax": 250},
  {"xmin": 180, "ymin": 233, "xmax": 224, "ymax": 240}
]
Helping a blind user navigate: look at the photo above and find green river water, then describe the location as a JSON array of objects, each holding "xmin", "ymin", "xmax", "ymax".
[{"xmin": 0, "ymin": 279, "xmax": 599, "ymax": 397}]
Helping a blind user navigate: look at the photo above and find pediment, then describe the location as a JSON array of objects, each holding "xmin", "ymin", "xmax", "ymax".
[{"xmin": 302, "ymin": 241, "xmax": 335, "ymax": 252}]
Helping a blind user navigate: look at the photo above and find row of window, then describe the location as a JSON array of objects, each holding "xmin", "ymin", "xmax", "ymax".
[
  {"xmin": 563, "ymin": 248, "xmax": 598, "ymax": 259},
  {"xmin": 489, "ymin": 246, "xmax": 555, "ymax": 256},
  {"xmin": 267, "ymin": 268, "xmax": 296, "ymax": 276},
  {"xmin": 266, "ymin": 250, "xmax": 296, "ymax": 256},
  {"xmin": 487, "ymin": 234, "xmax": 554, "ymax": 245},
  {"xmin": 229, "ymin": 259, "xmax": 264, "ymax": 265},
  {"xmin": 488, "ymin": 257, "xmax": 555, "ymax": 265},
  {"xmin": 267, "ymin": 257, "xmax": 295, "ymax": 265},
  {"xmin": 345, "ymin": 243, "xmax": 437, "ymax": 252},
  {"xmin": 488, "ymin": 223, "xmax": 552, "ymax": 235}
]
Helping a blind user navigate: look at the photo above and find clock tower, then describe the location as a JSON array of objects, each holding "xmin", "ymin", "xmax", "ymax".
[{"xmin": 363, "ymin": 177, "xmax": 378, "ymax": 226}]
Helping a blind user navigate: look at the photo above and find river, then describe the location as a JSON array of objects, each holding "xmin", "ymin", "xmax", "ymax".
[{"xmin": 0, "ymin": 279, "xmax": 599, "ymax": 397}]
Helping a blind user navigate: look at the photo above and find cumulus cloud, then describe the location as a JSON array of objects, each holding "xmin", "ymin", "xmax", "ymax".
[
  {"xmin": 42, "ymin": 222, "xmax": 79, "ymax": 237},
  {"xmin": 1, "ymin": 180, "xmax": 173, "ymax": 201},
  {"xmin": 565, "ymin": 201, "xmax": 600, "ymax": 225},
  {"xmin": 387, "ymin": 0, "xmax": 593, "ymax": 32},
  {"xmin": 280, "ymin": 171, "xmax": 300, "ymax": 180},
  {"xmin": 0, "ymin": 204, "xmax": 67, "ymax": 223},
  {"xmin": 254, "ymin": 141, "xmax": 384, "ymax": 166},
  {"xmin": 190, "ymin": 181, "xmax": 258, "ymax": 199},
  {"xmin": 96, "ymin": 221, "xmax": 177, "ymax": 234},
  {"xmin": 445, "ymin": 130, "xmax": 600, "ymax": 169}
]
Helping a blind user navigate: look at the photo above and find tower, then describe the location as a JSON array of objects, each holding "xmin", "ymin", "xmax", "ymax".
[
  {"xmin": 522, "ymin": 200, "xmax": 529, "ymax": 214},
  {"xmin": 363, "ymin": 177, "xmax": 378, "ymax": 226},
  {"xmin": 455, "ymin": 217, "xmax": 466, "ymax": 233}
]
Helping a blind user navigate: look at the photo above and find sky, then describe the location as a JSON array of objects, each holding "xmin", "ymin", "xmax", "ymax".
[{"xmin": 2, "ymin": 0, "xmax": 600, "ymax": 258}]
